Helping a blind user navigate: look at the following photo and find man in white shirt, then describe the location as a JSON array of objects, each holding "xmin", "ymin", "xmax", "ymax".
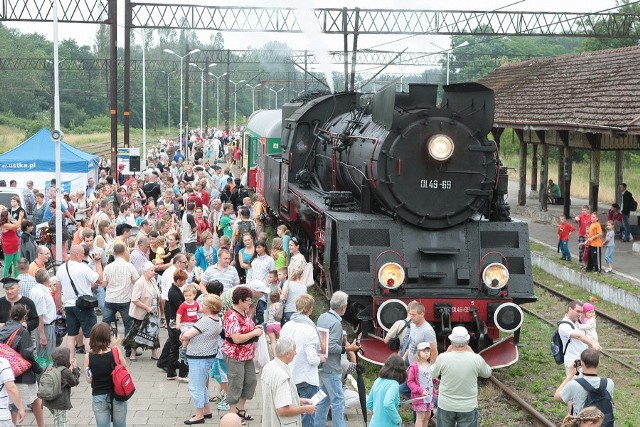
[
  {"xmin": 558, "ymin": 301, "xmax": 601, "ymax": 373},
  {"xmin": 279, "ymin": 294, "xmax": 325, "ymax": 427},
  {"xmin": 30, "ymin": 269, "xmax": 58, "ymax": 365},
  {"xmin": 103, "ymin": 243, "xmax": 140, "ymax": 358},
  {"xmin": 56, "ymin": 245, "xmax": 102, "ymax": 358}
]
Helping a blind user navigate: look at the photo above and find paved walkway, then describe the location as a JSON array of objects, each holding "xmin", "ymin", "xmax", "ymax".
[
  {"xmin": 14, "ymin": 323, "xmax": 366, "ymax": 426},
  {"xmin": 507, "ymin": 181, "xmax": 640, "ymax": 284}
]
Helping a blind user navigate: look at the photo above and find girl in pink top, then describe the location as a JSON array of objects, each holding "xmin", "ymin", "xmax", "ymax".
[{"xmin": 407, "ymin": 341, "xmax": 436, "ymax": 427}]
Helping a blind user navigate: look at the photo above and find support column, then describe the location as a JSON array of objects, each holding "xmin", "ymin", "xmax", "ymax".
[
  {"xmin": 587, "ymin": 133, "xmax": 602, "ymax": 213},
  {"xmin": 615, "ymin": 150, "xmax": 624, "ymax": 206},
  {"xmin": 540, "ymin": 143, "xmax": 549, "ymax": 211},
  {"xmin": 558, "ymin": 130, "xmax": 572, "ymax": 219},
  {"xmin": 109, "ymin": 0, "xmax": 118, "ymax": 178},
  {"xmin": 557, "ymin": 147, "xmax": 565, "ymax": 186},
  {"xmin": 515, "ymin": 129, "xmax": 527, "ymax": 206},
  {"xmin": 224, "ymin": 50, "xmax": 230, "ymax": 134},
  {"xmin": 123, "ymin": 0, "xmax": 131, "ymax": 149},
  {"xmin": 531, "ymin": 142, "xmax": 538, "ymax": 192}
]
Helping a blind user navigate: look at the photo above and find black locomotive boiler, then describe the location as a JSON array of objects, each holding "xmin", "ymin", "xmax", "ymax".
[{"xmin": 258, "ymin": 82, "xmax": 535, "ymax": 366}]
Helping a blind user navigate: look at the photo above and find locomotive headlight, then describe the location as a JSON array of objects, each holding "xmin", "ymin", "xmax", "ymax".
[
  {"xmin": 482, "ymin": 263, "xmax": 509, "ymax": 289},
  {"xmin": 378, "ymin": 262, "xmax": 405, "ymax": 289},
  {"xmin": 427, "ymin": 134, "xmax": 454, "ymax": 161}
]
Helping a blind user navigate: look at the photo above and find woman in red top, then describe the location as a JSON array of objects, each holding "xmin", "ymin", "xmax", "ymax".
[
  {"xmin": 194, "ymin": 207, "xmax": 209, "ymax": 245},
  {"xmin": 221, "ymin": 286, "xmax": 263, "ymax": 421},
  {"xmin": 1, "ymin": 210, "xmax": 22, "ymax": 278}
]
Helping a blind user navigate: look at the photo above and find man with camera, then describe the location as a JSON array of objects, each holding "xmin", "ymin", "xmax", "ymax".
[
  {"xmin": 558, "ymin": 301, "xmax": 601, "ymax": 374},
  {"xmin": 554, "ymin": 349, "xmax": 614, "ymax": 421},
  {"xmin": 56, "ymin": 244, "xmax": 103, "ymax": 359}
]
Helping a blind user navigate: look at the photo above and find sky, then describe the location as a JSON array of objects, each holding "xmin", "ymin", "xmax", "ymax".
[{"xmin": 3, "ymin": 0, "xmax": 622, "ymax": 77}]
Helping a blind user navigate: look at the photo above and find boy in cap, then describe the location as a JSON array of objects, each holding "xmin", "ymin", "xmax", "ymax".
[
  {"xmin": 431, "ymin": 326, "xmax": 492, "ymax": 427},
  {"xmin": 0, "ymin": 277, "xmax": 39, "ymax": 331}
]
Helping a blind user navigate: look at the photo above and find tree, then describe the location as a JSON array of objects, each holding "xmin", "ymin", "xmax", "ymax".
[
  {"xmin": 93, "ymin": 24, "xmax": 110, "ymax": 58},
  {"xmin": 582, "ymin": 0, "xmax": 640, "ymax": 51}
]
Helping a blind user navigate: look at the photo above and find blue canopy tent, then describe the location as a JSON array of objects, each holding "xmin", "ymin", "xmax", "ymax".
[{"xmin": 0, "ymin": 128, "xmax": 99, "ymax": 192}]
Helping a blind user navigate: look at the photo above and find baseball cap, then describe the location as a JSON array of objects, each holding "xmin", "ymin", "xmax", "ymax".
[
  {"xmin": 449, "ymin": 326, "xmax": 470, "ymax": 344},
  {"xmin": 26, "ymin": 180, "xmax": 34, "ymax": 185},
  {"xmin": 417, "ymin": 342, "xmax": 431, "ymax": 351}
]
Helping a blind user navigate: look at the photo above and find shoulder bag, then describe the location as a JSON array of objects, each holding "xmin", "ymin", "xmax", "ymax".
[
  {"xmin": 0, "ymin": 328, "xmax": 32, "ymax": 377},
  {"xmin": 66, "ymin": 262, "xmax": 98, "ymax": 309}
]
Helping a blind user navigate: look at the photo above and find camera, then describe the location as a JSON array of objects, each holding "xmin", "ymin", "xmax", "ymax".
[{"xmin": 574, "ymin": 359, "xmax": 581, "ymax": 369}]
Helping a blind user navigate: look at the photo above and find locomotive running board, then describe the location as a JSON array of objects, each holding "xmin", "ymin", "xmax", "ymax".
[
  {"xmin": 479, "ymin": 336, "xmax": 519, "ymax": 369},
  {"xmin": 357, "ymin": 335, "xmax": 393, "ymax": 366},
  {"xmin": 358, "ymin": 335, "xmax": 519, "ymax": 368}
]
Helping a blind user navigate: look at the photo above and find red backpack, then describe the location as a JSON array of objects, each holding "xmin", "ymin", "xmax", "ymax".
[{"xmin": 111, "ymin": 347, "xmax": 135, "ymax": 401}]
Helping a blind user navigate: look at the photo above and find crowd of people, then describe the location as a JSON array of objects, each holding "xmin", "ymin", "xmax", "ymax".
[{"xmin": 0, "ymin": 130, "xmax": 617, "ymax": 427}]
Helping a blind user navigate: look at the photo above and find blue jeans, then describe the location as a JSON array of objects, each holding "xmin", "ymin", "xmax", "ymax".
[
  {"xmin": 313, "ymin": 372, "xmax": 345, "ymax": 427},
  {"xmin": 436, "ymin": 407, "xmax": 479, "ymax": 427},
  {"xmin": 296, "ymin": 382, "xmax": 319, "ymax": 427},
  {"xmin": 622, "ymin": 213, "xmax": 631, "ymax": 241},
  {"xmin": 559, "ymin": 240, "xmax": 571, "ymax": 260},
  {"xmin": 103, "ymin": 302, "xmax": 132, "ymax": 355},
  {"xmin": 188, "ymin": 357, "xmax": 216, "ymax": 409},
  {"xmin": 92, "ymin": 394, "xmax": 127, "ymax": 427},
  {"xmin": 604, "ymin": 245, "xmax": 614, "ymax": 266},
  {"xmin": 94, "ymin": 286, "xmax": 106, "ymax": 310}
]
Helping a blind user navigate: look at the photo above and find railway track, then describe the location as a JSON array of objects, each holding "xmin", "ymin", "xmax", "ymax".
[
  {"xmin": 530, "ymin": 280, "xmax": 640, "ymax": 374},
  {"xmin": 488, "ymin": 376, "xmax": 556, "ymax": 427}
]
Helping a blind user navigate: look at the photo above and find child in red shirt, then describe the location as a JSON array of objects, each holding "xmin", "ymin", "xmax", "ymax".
[
  {"xmin": 176, "ymin": 284, "xmax": 200, "ymax": 332},
  {"xmin": 558, "ymin": 215, "xmax": 576, "ymax": 261}
]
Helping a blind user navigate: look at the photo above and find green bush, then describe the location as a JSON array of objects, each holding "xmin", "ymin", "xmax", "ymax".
[{"xmin": 72, "ymin": 115, "xmax": 111, "ymax": 134}]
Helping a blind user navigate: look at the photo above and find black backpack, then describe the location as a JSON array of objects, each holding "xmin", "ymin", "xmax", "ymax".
[
  {"xmin": 551, "ymin": 321, "xmax": 574, "ymax": 364},
  {"xmin": 236, "ymin": 220, "xmax": 256, "ymax": 243},
  {"xmin": 574, "ymin": 378, "xmax": 615, "ymax": 427},
  {"xmin": 630, "ymin": 196, "xmax": 638, "ymax": 212}
]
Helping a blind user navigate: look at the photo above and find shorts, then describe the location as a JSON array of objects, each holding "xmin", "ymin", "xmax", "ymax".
[
  {"xmin": 210, "ymin": 357, "xmax": 228, "ymax": 383},
  {"xmin": 266, "ymin": 323, "xmax": 281, "ymax": 335},
  {"xmin": 10, "ymin": 383, "xmax": 38, "ymax": 405},
  {"xmin": 64, "ymin": 306, "xmax": 97, "ymax": 338}
]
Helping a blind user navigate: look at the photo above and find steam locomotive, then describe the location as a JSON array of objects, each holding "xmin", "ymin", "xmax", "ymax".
[{"xmin": 248, "ymin": 82, "xmax": 535, "ymax": 366}]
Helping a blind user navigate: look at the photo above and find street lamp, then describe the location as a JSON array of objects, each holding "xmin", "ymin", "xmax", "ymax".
[
  {"xmin": 268, "ymin": 86, "xmax": 284, "ymax": 109},
  {"xmin": 209, "ymin": 72, "xmax": 227, "ymax": 129},
  {"xmin": 431, "ymin": 41, "xmax": 469, "ymax": 85},
  {"xmin": 189, "ymin": 63, "xmax": 215, "ymax": 135},
  {"xmin": 163, "ymin": 48, "xmax": 200, "ymax": 149},
  {"xmin": 245, "ymin": 83, "xmax": 261, "ymax": 112},
  {"xmin": 229, "ymin": 79, "xmax": 246, "ymax": 130}
]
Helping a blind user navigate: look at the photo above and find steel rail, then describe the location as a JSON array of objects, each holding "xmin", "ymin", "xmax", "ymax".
[
  {"xmin": 488, "ymin": 376, "xmax": 556, "ymax": 427},
  {"xmin": 521, "ymin": 306, "xmax": 640, "ymax": 375},
  {"xmin": 534, "ymin": 280, "xmax": 640, "ymax": 338}
]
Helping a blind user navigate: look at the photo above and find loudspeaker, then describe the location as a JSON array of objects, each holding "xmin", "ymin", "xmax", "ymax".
[{"xmin": 129, "ymin": 156, "xmax": 141, "ymax": 172}]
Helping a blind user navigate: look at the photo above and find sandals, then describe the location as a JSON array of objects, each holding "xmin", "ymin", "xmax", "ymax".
[{"xmin": 235, "ymin": 407, "xmax": 254, "ymax": 421}]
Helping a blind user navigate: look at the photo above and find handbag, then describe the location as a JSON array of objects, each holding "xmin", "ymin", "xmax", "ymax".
[
  {"xmin": 0, "ymin": 328, "xmax": 32, "ymax": 377},
  {"xmin": 65, "ymin": 262, "xmax": 98, "ymax": 309},
  {"xmin": 134, "ymin": 313, "xmax": 160, "ymax": 348}
]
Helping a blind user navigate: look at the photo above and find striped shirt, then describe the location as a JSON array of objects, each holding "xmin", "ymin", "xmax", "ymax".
[
  {"xmin": 103, "ymin": 257, "xmax": 140, "ymax": 303},
  {"xmin": 0, "ymin": 358, "xmax": 15, "ymax": 421},
  {"xmin": 202, "ymin": 265, "xmax": 240, "ymax": 292}
]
